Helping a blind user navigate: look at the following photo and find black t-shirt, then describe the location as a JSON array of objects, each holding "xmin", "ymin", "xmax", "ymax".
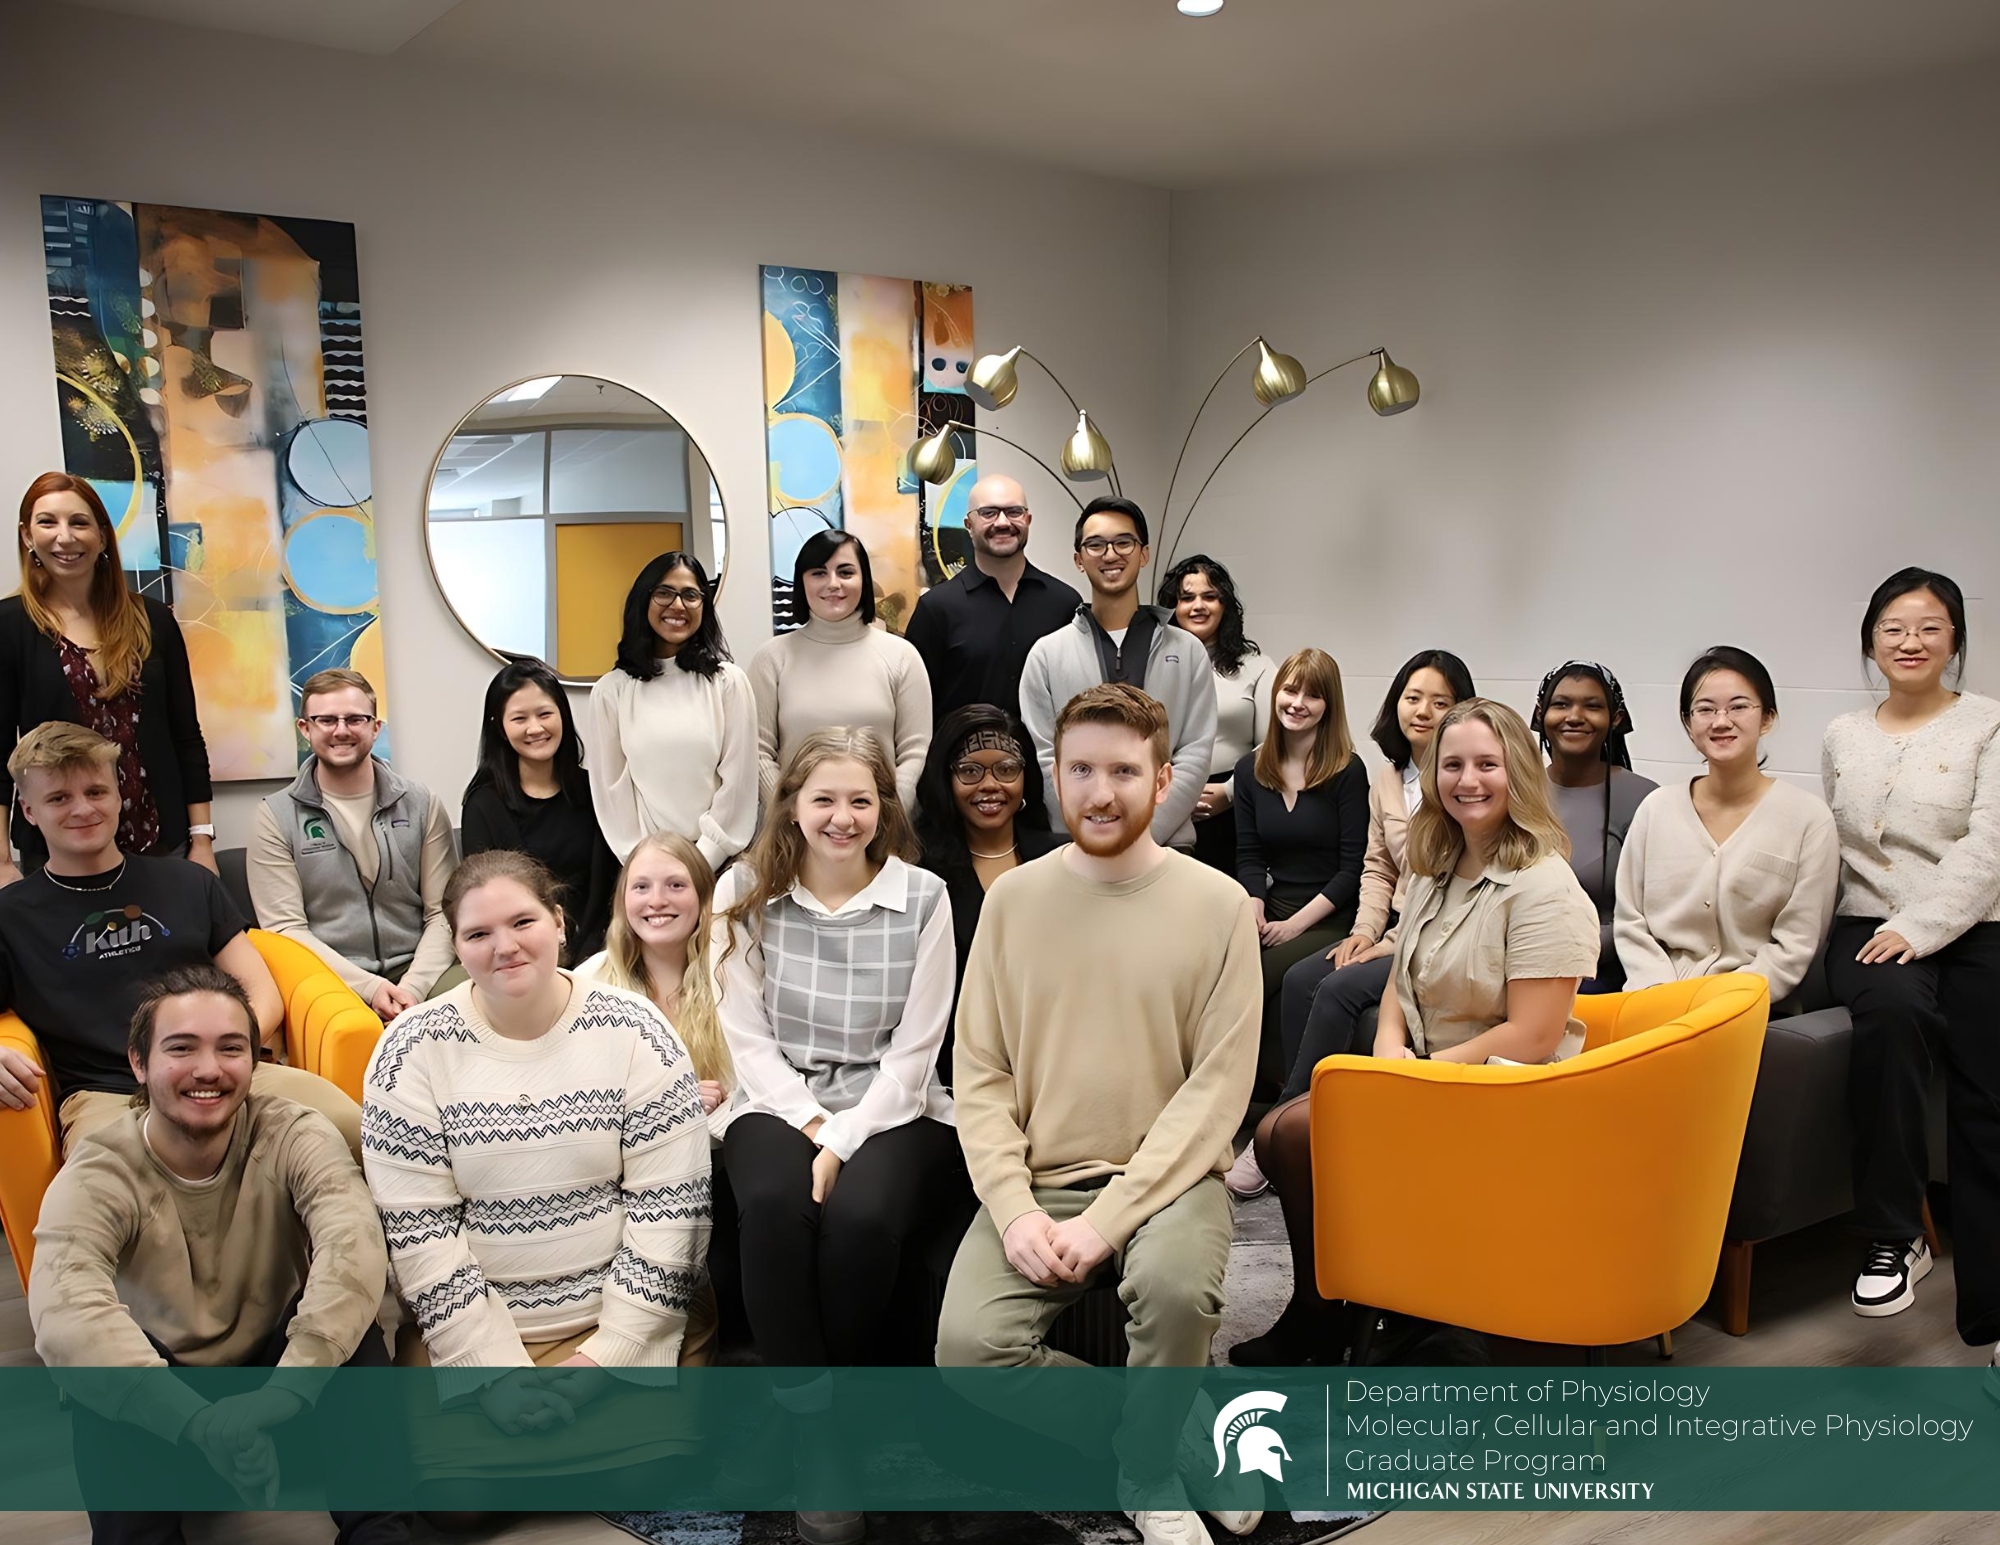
[
  {"xmin": 0, "ymin": 855, "xmax": 248, "ymax": 1096},
  {"xmin": 461, "ymin": 782, "xmax": 615, "ymax": 960}
]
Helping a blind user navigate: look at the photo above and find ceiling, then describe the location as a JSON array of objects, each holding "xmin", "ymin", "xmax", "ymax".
[{"xmin": 57, "ymin": 0, "xmax": 2000, "ymax": 187}]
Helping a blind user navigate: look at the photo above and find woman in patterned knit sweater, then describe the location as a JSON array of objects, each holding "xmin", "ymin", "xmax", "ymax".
[
  {"xmin": 715, "ymin": 728, "xmax": 963, "ymax": 1544},
  {"xmin": 361, "ymin": 849, "xmax": 713, "ymax": 1489}
]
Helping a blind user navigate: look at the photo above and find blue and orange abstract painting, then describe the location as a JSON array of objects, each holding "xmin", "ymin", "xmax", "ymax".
[{"xmin": 43, "ymin": 196, "xmax": 385, "ymax": 779}]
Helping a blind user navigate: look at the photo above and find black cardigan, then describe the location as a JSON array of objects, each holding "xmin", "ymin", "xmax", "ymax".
[
  {"xmin": 1232, "ymin": 750, "xmax": 1370, "ymax": 912},
  {"xmin": 0, "ymin": 593, "xmax": 212, "ymax": 864}
]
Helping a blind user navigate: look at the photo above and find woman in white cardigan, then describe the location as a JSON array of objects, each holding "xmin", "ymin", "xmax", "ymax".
[
  {"xmin": 1614, "ymin": 645, "xmax": 1838, "ymax": 1003},
  {"xmin": 748, "ymin": 529, "xmax": 932, "ymax": 812},
  {"xmin": 1158, "ymin": 554, "xmax": 1275, "ymax": 865},
  {"xmin": 1822, "ymin": 568, "xmax": 2000, "ymax": 1347}
]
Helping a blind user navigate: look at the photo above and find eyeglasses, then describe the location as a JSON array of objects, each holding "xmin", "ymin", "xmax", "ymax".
[
  {"xmin": 951, "ymin": 758, "xmax": 1025, "ymax": 786},
  {"xmin": 1687, "ymin": 701, "xmax": 1761, "ymax": 725},
  {"xmin": 972, "ymin": 504, "xmax": 1029, "ymax": 521},
  {"xmin": 1873, "ymin": 622, "xmax": 1950, "ymax": 648},
  {"xmin": 651, "ymin": 586, "xmax": 706, "ymax": 609},
  {"xmin": 1078, "ymin": 535, "xmax": 1140, "ymax": 557},
  {"xmin": 305, "ymin": 713, "xmax": 376, "ymax": 731}
]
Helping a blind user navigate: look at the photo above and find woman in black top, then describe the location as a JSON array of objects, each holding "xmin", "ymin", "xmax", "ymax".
[
  {"xmin": 461, "ymin": 658, "xmax": 616, "ymax": 961},
  {"xmin": 913, "ymin": 703, "xmax": 1066, "ymax": 1083},
  {"xmin": 3, "ymin": 473, "xmax": 213, "ymax": 883},
  {"xmin": 1234, "ymin": 647, "xmax": 1370, "ymax": 1093}
]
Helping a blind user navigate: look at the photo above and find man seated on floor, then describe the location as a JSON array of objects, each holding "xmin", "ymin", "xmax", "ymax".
[
  {"xmin": 937, "ymin": 684, "xmax": 1262, "ymax": 1545},
  {"xmin": 0, "ymin": 722, "xmax": 361, "ymax": 1155},
  {"xmin": 29, "ymin": 965, "xmax": 406, "ymax": 1545},
  {"xmin": 249, "ymin": 667, "xmax": 457, "ymax": 1025}
]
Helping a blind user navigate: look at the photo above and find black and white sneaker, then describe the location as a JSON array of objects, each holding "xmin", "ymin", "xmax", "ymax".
[{"xmin": 1852, "ymin": 1238, "xmax": 1932, "ymax": 1317}]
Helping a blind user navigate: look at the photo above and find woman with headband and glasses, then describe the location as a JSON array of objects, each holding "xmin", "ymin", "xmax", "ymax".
[{"xmin": 1532, "ymin": 660, "xmax": 1656, "ymax": 989}]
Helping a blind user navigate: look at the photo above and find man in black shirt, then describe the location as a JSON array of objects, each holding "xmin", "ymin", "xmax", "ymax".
[
  {"xmin": 905, "ymin": 473, "xmax": 1080, "ymax": 722},
  {"xmin": 0, "ymin": 722, "xmax": 360, "ymax": 1154}
]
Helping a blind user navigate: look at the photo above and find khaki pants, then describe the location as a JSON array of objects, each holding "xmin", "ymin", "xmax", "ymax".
[
  {"xmin": 935, "ymin": 1175, "xmax": 1233, "ymax": 1479},
  {"xmin": 58, "ymin": 1063, "xmax": 364, "ymax": 1161}
]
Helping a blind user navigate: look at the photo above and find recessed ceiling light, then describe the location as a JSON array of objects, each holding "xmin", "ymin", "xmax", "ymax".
[{"xmin": 1177, "ymin": 0, "xmax": 1224, "ymax": 13}]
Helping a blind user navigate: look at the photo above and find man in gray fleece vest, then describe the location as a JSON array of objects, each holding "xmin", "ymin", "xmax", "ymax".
[
  {"xmin": 247, "ymin": 669, "xmax": 458, "ymax": 1024},
  {"xmin": 1020, "ymin": 497, "xmax": 1218, "ymax": 844}
]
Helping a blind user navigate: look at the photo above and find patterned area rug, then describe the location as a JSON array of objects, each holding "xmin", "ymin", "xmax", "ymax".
[{"xmin": 605, "ymin": 1512, "xmax": 1377, "ymax": 1544}]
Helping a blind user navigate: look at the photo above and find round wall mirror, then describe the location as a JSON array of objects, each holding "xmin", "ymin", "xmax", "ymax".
[{"xmin": 424, "ymin": 375, "xmax": 726, "ymax": 682}]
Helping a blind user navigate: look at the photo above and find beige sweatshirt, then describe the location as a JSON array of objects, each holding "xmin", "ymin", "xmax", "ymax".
[
  {"xmin": 746, "ymin": 613, "xmax": 933, "ymax": 810},
  {"xmin": 29, "ymin": 1096, "xmax": 388, "ymax": 1443},
  {"xmin": 952, "ymin": 848, "xmax": 1261, "ymax": 1250}
]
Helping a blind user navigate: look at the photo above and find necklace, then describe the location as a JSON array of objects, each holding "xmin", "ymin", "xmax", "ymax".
[
  {"xmin": 42, "ymin": 858, "xmax": 127, "ymax": 892},
  {"xmin": 969, "ymin": 843, "xmax": 1017, "ymax": 859}
]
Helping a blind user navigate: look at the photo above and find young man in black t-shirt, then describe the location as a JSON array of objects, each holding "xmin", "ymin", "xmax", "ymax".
[{"xmin": 0, "ymin": 723, "xmax": 361, "ymax": 1155}]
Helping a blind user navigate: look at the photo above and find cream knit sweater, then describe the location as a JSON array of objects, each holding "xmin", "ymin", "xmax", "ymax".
[{"xmin": 746, "ymin": 614, "xmax": 932, "ymax": 810}]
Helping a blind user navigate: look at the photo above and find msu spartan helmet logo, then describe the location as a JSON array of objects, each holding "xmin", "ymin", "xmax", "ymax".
[{"xmin": 1212, "ymin": 1390, "xmax": 1290, "ymax": 1483}]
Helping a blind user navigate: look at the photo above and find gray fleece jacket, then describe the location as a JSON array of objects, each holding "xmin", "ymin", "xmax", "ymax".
[{"xmin": 1018, "ymin": 604, "xmax": 1219, "ymax": 845}]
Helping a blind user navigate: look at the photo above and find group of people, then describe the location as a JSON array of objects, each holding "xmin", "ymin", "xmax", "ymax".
[{"xmin": 3, "ymin": 467, "xmax": 1997, "ymax": 1545}]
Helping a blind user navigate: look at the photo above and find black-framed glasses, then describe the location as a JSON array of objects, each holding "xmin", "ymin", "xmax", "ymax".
[
  {"xmin": 972, "ymin": 504, "xmax": 1029, "ymax": 520},
  {"xmin": 951, "ymin": 758, "xmax": 1025, "ymax": 786},
  {"xmin": 305, "ymin": 713, "xmax": 376, "ymax": 731},
  {"xmin": 1078, "ymin": 535, "xmax": 1140, "ymax": 557},
  {"xmin": 652, "ymin": 586, "xmax": 706, "ymax": 608}
]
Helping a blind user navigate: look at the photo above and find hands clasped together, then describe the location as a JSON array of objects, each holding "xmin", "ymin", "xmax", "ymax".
[
  {"xmin": 476, "ymin": 1353, "xmax": 611, "ymax": 1435},
  {"xmin": 182, "ymin": 1387, "xmax": 304, "ymax": 1506},
  {"xmin": 1001, "ymin": 1210, "xmax": 1114, "ymax": 1288}
]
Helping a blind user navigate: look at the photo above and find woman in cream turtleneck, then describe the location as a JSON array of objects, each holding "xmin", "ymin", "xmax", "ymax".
[{"xmin": 749, "ymin": 530, "xmax": 932, "ymax": 811}]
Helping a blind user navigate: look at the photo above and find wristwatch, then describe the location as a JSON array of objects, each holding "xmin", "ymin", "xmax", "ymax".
[{"xmin": 188, "ymin": 823, "xmax": 216, "ymax": 839}]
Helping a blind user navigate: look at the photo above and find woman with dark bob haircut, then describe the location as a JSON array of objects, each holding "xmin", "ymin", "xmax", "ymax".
[
  {"xmin": 747, "ymin": 526, "xmax": 932, "ymax": 809},
  {"xmin": 464, "ymin": 657, "xmax": 617, "ymax": 961},
  {"xmin": 1822, "ymin": 567, "xmax": 2000, "ymax": 1358},
  {"xmin": 586, "ymin": 550, "xmax": 759, "ymax": 871},
  {"xmin": 1157, "ymin": 554, "xmax": 1275, "ymax": 874}
]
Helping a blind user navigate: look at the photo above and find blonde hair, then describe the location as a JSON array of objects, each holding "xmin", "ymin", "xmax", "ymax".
[
  {"xmin": 6, "ymin": 720, "xmax": 119, "ymax": 786},
  {"xmin": 299, "ymin": 667, "xmax": 378, "ymax": 715},
  {"xmin": 1406, "ymin": 698, "xmax": 1572, "ymax": 878},
  {"xmin": 722, "ymin": 728, "xmax": 918, "ymax": 961},
  {"xmin": 599, "ymin": 832, "xmax": 729, "ymax": 1087},
  {"xmin": 17, "ymin": 473, "xmax": 152, "ymax": 699},
  {"xmin": 1253, "ymin": 648, "xmax": 1354, "ymax": 791}
]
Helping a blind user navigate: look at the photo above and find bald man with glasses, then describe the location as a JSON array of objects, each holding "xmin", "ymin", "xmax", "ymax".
[{"xmin": 905, "ymin": 473, "xmax": 1080, "ymax": 723}]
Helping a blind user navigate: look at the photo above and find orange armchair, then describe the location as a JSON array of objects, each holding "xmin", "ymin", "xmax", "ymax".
[
  {"xmin": 1311, "ymin": 973, "xmax": 1769, "ymax": 1353},
  {"xmin": 0, "ymin": 928, "xmax": 382, "ymax": 1291}
]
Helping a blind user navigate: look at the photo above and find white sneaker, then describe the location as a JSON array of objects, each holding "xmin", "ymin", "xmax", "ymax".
[
  {"xmin": 1124, "ymin": 1511, "xmax": 1214, "ymax": 1545},
  {"xmin": 1852, "ymin": 1238, "xmax": 1932, "ymax": 1317},
  {"xmin": 1204, "ymin": 1511, "xmax": 1262, "ymax": 1537},
  {"xmin": 1177, "ymin": 1389, "xmax": 1264, "ymax": 1534},
  {"xmin": 1224, "ymin": 1143, "xmax": 1268, "ymax": 1199}
]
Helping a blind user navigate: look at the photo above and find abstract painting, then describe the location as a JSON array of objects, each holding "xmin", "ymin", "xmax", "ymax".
[
  {"xmin": 43, "ymin": 196, "xmax": 384, "ymax": 780},
  {"xmin": 761, "ymin": 266, "xmax": 976, "ymax": 633}
]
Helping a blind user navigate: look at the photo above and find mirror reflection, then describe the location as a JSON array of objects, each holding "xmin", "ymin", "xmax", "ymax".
[{"xmin": 425, "ymin": 376, "xmax": 726, "ymax": 681}]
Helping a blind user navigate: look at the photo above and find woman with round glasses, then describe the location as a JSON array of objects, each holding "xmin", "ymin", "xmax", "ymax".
[
  {"xmin": 1613, "ymin": 644, "xmax": 1837, "ymax": 1004},
  {"xmin": 1823, "ymin": 569, "xmax": 2000, "ymax": 1349},
  {"xmin": 587, "ymin": 551, "xmax": 758, "ymax": 873}
]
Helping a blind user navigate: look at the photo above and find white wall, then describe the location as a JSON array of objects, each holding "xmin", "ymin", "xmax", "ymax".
[
  {"xmin": 1165, "ymin": 59, "xmax": 2000, "ymax": 792},
  {"xmin": 0, "ymin": 0, "xmax": 1170, "ymax": 842}
]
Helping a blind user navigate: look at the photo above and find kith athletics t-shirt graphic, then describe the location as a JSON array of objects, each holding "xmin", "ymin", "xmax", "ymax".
[{"xmin": 63, "ymin": 902, "xmax": 173, "ymax": 961}]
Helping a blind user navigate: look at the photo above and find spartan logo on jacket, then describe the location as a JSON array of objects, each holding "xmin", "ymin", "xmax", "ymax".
[
  {"xmin": 62, "ymin": 903, "xmax": 173, "ymax": 961},
  {"xmin": 299, "ymin": 813, "xmax": 338, "ymax": 854}
]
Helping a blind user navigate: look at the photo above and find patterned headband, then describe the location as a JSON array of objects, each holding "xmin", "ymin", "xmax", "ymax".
[{"xmin": 956, "ymin": 728, "xmax": 1023, "ymax": 759}]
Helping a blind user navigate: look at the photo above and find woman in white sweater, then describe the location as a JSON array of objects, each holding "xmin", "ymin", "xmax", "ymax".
[
  {"xmin": 1822, "ymin": 569, "xmax": 2000, "ymax": 1354},
  {"xmin": 1614, "ymin": 645, "xmax": 1838, "ymax": 1004},
  {"xmin": 587, "ymin": 551, "xmax": 759, "ymax": 871},
  {"xmin": 362, "ymin": 849, "xmax": 711, "ymax": 1474},
  {"xmin": 1158, "ymin": 554, "xmax": 1275, "ymax": 866},
  {"xmin": 749, "ymin": 530, "xmax": 932, "ymax": 811}
]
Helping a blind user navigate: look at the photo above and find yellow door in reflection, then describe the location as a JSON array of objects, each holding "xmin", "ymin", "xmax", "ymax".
[{"xmin": 555, "ymin": 520, "xmax": 683, "ymax": 678}]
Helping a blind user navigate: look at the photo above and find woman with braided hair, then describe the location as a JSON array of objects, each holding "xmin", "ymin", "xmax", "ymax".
[{"xmin": 1533, "ymin": 660, "xmax": 1656, "ymax": 989}]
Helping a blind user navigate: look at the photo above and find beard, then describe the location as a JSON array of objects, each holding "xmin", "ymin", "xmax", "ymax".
[{"xmin": 1065, "ymin": 802, "xmax": 1150, "ymax": 857}]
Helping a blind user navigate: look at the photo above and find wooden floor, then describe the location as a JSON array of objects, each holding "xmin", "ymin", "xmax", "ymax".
[{"xmin": 5, "ymin": 1222, "xmax": 1994, "ymax": 1545}]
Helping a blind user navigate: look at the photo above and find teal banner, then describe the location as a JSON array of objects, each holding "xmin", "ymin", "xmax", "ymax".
[{"xmin": 5, "ymin": 1368, "xmax": 1996, "ymax": 1512}]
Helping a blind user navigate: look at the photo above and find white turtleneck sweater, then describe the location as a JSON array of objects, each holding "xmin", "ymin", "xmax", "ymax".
[{"xmin": 747, "ymin": 613, "xmax": 933, "ymax": 810}]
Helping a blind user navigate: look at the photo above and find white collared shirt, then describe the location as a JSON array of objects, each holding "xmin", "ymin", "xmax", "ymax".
[{"xmin": 1401, "ymin": 761, "xmax": 1423, "ymax": 817}]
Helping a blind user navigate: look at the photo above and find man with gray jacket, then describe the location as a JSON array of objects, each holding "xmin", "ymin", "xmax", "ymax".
[
  {"xmin": 1020, "ymin": 498, "xmax": 1218, "ymax": 846},
  {"xmin": 248, "ymin": 669, "xmax": 457, "ymax": 1024}
]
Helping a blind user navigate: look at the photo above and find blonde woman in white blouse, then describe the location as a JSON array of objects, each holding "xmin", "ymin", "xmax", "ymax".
[
  {"xmin": 1614, "ymin": 645, "xmax": 1838, "ymax": 1004},
  {"xmin": 1822, "ymin": 569, "xmax": 2000, "ymax": 1358}
]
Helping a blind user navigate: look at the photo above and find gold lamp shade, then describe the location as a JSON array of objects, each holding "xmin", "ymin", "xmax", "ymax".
[
  {"xmin": 908, "ymin": 426, "xmax": 958, "ymax": 485},
  {"xmin": 966, "ymin": 347, "xmax": 1022, "ymax": 412},
  {"xmin": 1252, "ymin": 338, "xmax": 1308, "ymax": 406},
  {"xmin": 1061, "ymin": 411, "xmax": 1116, "ymax": 482},
  {"xmin": 1367, "ymin": 349, "xmax": 1420, "ymax": 415}
]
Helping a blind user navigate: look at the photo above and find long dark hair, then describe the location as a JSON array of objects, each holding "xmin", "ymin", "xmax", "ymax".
[
  {"xmin": 914, "ymin": 704, "xmax": 1049, "ymax": 896},
  {"xmin": 1532, "ymin": 659, "xmax": 1636, "ymax": 890},
  {"xmin": 792, "ymin": 529, "xmax": 876, "ymax": 627},
  {"xmin": 466, "ymin": 657, "xmax": 591, "ymax": 813},
  {"xmin": 1370, "ymin": 649, "xmax": 1476, "ymax": 768},
  {"xmin": 1156, "ymin": 554, "xmax": 1258, "ymax": 677},
  {"xmin": 614, "ymin": 551, "xmax": 729, "ymax": 680}
]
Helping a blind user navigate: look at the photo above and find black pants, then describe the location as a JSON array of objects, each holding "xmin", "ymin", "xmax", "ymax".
[
  {"xmin": 1279, "ymin": 953, "xmax": 1393, "ymax": 1103},
  {"xmin": 1190, "ymin": 803, "xmax": 1237, "ymax": 877},
  {"xmin": 1827, "ymin": 916, "xmax": 2000, "ymax": 1346},
  {"xmin": 722, "ymin": 1112, "xmax": 968, "ymax": 1381},
  {"xmin": 70, "ymin": 1315, "xmax": 407, "ymax": 1545}
]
